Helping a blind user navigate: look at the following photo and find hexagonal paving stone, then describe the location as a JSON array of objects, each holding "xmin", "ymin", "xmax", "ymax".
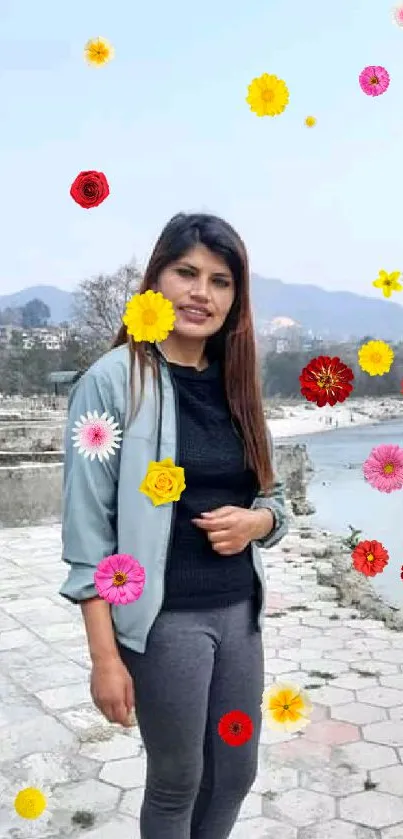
[
  {"xmin": 298, "ymin": 820, "xmax": 378, "ymax": 839},
  {"xmin": 264, "ymin": 658, "xmax": 297, "ymax": 675},
  {"xmin": 229, "ymin": 817, "xmax": 298, "ymax": 839},
  {"xmin": 307, "ymin": 685, "xmax": 354, "ymax": 706},
  {"xmin": 252, "ymin": 757, "xmax": 298, "ymax": 796},
  {"xmin": 377, "ymin": 648, "xmax": 403, "ymax": 663},
  {"xmin": 119, "ymin": 787, "xmax": 144, "ymax": 818},
  {"xmin": 340, "ymin": 790, "xmax": 403, "ymax": 828},
  {"xmin": 71, "ymin": 814, "xmax": 140, "ymax": 839},
  {"xmin": 357, "ymin": 687, "xmax": 403, "ymax": 707},
  {"xmin": 268, "ymin": 738, "xmax": 331, "ymax": 767},
  {"xmin": 300, "ymin": 762, "xmax": 366, "ymax": 797},
  {"xmin": 352, "ymin": 660, "xmax": 398, "ymax": 675},
  {"xmin": 363, "ymin": 720, "xmax": 403, "ymax": 747},
  {"xmin": 304, "ymin": 720, "xmax": 359, "ymax": 745},
  {"xmin": 331, "ymin": 702, "xmax": 387, "ymax": 725},
  {"xmin": 331, "ymin": 673, "xmax": 379, "ymax": 690},
  {"xmin": 48, "ymin": 778, "xmax": 120, "ymax": 814},
  {"xmin": 382, "ymin": 826, "xmax": 403, "ymax": 839},
  {"xmin": 99, "ymin": 756, "xmax": 146, "ymax": 789},
  {"xmin": 370, "ymin": 764, "xmax": 403, "ymax": 796},
  {"xmin": 389, "ymin": 706, "xmax": 403, "ymax": 720},
  {"xmin": 262, "ymin": 787, "xmax": 335, "ymax": 826},
  {"xmin": 336, "ymin": 740, "xmax": 398, "ymax": 770},
  {"xmin": 381, "ymin": 675, "xmax": 403, "ymax": 690},
  {"xmin": 80, "ymin": 733, "xmax": 142, "ymax": 762}
]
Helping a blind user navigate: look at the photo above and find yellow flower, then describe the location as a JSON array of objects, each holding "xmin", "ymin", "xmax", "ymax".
[
  {"xmin": 372, "ymin": 269, "xmax": 402, "ymax": 299},
  {"xmin": 358, "ymin": 340, "xmax": 394, "ymax": 376},
  {"xmin": 305, "ymin": 115, "xmax": 317, "ymax": 127},
  {"xmin": 84, "ymin": 37, "xmax": 115, "ymax": 67},
  {"xmin": 122, "ymin": 290, "xmax": 176, "ymax": 343},
  {"xmin": 139, "ymin": 457, "xmax": 186, "ymax": 506},
  {"xmin": 14, "ymin": 787, "xmax": 47, "ymax": 819},
  {"xmin": 246, "ymin": 73, "xmax": 289, "ymax": 117},
  {"xmin": 261, "ymin": 681, "xmax": 313, "ymax": 733}
]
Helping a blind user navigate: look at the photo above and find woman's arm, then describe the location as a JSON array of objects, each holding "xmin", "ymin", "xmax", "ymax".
[
  {"xmin": 81, "ymin": 598, "xmax": 120, "ymax": 663},
  {"xmin": 251, "ymin": 427, "xmax": 289, "ymax": 549}
]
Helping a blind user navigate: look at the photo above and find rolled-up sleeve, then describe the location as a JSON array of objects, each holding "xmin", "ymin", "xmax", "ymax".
[
  {"xmin": 59, "ymin": 371, "xmax": 122, "ymax": 604},
  {"xmin": 251, "ymin": 427, "xmax": 288, "ymax": 550}
]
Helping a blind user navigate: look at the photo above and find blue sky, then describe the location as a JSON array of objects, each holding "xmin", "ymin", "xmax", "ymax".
[{"xmin": 1, "ymin": 0, "xmax": 403, "ymax": 303}]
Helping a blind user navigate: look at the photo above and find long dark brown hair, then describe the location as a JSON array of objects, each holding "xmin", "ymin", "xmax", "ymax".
[{"xmin": 111, "ymin": 213, "xmax": 273, "ymax": 493}]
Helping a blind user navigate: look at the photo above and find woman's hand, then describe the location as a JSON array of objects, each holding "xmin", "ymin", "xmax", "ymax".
[
  {"xmin": 90, "ymin": 656, "xmax": 135, "ymax": 727},
  {"xmin": 192, "ymin": 506, "xmax": 274, "ymax": 556}
]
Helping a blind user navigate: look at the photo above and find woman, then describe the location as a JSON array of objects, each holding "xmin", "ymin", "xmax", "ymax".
[{"xmin": 60, "ymin": 212, "xmax": 288, "ymax": 839}]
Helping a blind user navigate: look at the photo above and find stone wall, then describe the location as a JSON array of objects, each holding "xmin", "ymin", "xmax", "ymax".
[{"xmin": 0, "ymin": 438, "xmax": 311, "ymax": 528}]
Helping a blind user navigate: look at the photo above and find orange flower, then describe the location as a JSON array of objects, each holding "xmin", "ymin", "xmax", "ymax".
[{"xmin": 352, "ymin": 540, "xmax": 389, "ymax": 577}]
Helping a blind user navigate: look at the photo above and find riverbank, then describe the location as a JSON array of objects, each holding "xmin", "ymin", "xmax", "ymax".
[
  {"xmin": 293, "ymin": 514, "xmax": 403, "ymax": 632},
  {"xmin": 267, "ymin": 395, "xmax": 403, "ymax": 440}
]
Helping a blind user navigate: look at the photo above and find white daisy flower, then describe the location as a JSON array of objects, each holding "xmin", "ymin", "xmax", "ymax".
[{"xmin": 72, "ymin": 410, "xmax": 123, "ymax": 462}]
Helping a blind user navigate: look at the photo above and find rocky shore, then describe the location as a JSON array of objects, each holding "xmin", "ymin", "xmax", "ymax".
[{"xmin": 291, "ymin": 513, "xmax": 403, "ymax": 633}]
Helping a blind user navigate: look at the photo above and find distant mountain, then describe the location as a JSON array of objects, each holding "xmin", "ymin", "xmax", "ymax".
[
  {"xmin": 0, "ymin": 285, "xmax": 73, "ymax": 324},
  {"xmin": 1, "ymin": 276, "xmax": 403, "ymax": 341},
  {"xmin": 250, "ymin": 275, "xmax": 403, "ymax": 341}
]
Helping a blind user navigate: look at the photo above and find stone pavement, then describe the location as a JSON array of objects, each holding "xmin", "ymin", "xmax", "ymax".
[{"xmin": 1, "ymin": 522, "xmax": 403, "ymax": 839}]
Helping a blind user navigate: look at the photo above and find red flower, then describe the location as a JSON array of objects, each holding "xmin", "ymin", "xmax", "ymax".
[
  {"xmin": 70, "ymin": 170, "xmax": 110, "ymax": 209},
  {"xmin": 299, "ymin": 355, "xmax": 354, "ymax": 407},
  {"xmin": 352, "ymin": 540, "xmax": 389, "ymax": 577},
  {"xmin": 217, "ymin": 710, "xmax": 254, "ymax": 747}
]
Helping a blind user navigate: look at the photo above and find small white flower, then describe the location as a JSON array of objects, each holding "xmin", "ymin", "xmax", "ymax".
[
  {"xmin": 392, "ymin": 3, "xmax": 403, "ymax": 26},
  {"xmin": 72, "ymin": 410, "xmax": 123, "ymax": 462}
]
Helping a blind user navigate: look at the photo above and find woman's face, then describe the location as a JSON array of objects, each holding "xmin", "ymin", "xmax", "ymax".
[{"xmin": 155, "ymin": 244, "xmax": 236, "ymax": 342}]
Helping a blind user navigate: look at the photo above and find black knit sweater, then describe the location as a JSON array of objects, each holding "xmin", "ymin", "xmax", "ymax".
[{"xmin": 161, "ymin": 358, "xmax": 260, "ymax": 611}]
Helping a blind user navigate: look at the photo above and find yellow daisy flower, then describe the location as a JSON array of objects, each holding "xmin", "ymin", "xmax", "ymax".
[
  {"xmin": 122, "ymin": 290, "xmax": 176, "ymax": 343},
  {"xmin": 139, "ymin": 457, "xmax": 186, "ymax": 506},
  {"xmin": 372, "ymin": 269, "xmax": 402, "ymax": 299},
  {"xmin": 358, "ymin": 340, "xmax": 394, "ymax": 376},
  {"xmin": 84, "ymin": 37, "xmax": 115, "ymax": 67},
  {"xmin": 305, "ymin": 116, "xmax": 317, "ymax": 127},
  {"xmin": 261, "ymin": 681, "xmax": 313, "ymax": 733},
  {"xmin": 246, "ymin": 73, "xmax": 289, "ymax": 117},
  {"xmin": 14, "ymin": 787, "xmax": 47, "ymax": 819}
]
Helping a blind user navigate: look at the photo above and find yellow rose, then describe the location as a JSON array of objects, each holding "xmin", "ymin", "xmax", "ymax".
[{"xmin": 139, "ymin": 458, "xmax": 186, "ymax": 506}]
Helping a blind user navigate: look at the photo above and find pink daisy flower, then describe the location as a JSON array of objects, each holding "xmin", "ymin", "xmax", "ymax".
[
  {"xmin": 94, "ymin": 554, "xmax": 146, "ymax": 605},
  {"xmin": 392, "ymin": 4, "xmax": 403, "ymax": 27},
  {"xmin": 359, "ymin": 66, "xmax": 390, "ymax": 97},
  {"xmin": 72, "ymin": 410, "xmax": 122, "ymax": 462},
  {"xmin": 363, "ymin": 444, "xmax": 403, "ymax": 492}
]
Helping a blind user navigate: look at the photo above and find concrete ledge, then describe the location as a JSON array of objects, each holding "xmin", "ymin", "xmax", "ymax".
[{"xmin": 0, "ymin": 463, "xmax": 63, "ymax": 527}]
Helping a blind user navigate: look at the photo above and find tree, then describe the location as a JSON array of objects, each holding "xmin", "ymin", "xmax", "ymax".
[
  {"xmin": 21, "ymin": 298, "xmax": 50, "ymax": 328},
  {"xmin": 72, "ymin": 259, "xmax": 142, "ymax": 342}
]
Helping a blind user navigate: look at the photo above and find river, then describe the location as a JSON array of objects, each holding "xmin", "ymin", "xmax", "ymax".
[{"xmin": 278, "ymin": 419, "xmax": 403, "ymax": 608}]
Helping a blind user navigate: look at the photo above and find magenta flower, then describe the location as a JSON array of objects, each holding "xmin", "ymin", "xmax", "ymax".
[
  {"xmin": 363, "ymin": 444, "xmax": 403, "ymax": 492},
  {"xmin": 359, "ymin": 66, "xmax": 390, "ymax": 97},
  {"xmin": 94, "ymin": 554, "xmax": 146, "ymax": 605},
  {"xmin": 392, "ymin": 4, "xmax": 403, "ymax": 27}
]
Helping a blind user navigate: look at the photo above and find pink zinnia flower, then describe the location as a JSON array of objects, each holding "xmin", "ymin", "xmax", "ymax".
[
  {"xmin": 363, "ymin": 444, "xmax": 403, "ymax": 492},
  {"xmin": 392, "ymin": 4, "xmax": 403, "ymax": 27},
  {"xmin": 94, "ymin": 554, "xmax": 146, "ymax": 605},
  {"xmin": 359, "ymin": 66, "xmax": 390, "ymax": 97}
]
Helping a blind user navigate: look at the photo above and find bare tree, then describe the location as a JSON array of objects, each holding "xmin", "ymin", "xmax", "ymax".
[{"xmin": 72, "ymin": 259, "xmax": 142, "ymax": 341}]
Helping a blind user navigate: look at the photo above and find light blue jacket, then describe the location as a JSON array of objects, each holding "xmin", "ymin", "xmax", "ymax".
[{"xmin": 60, "ymin": 343, "xmax": 288, "ymax": 652}]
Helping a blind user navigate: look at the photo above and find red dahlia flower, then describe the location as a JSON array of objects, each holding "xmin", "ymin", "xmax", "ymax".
[
  {"xmin": 299, "ymin": 355, "xmax": 354, "ymax": 407},
  {"xmin": 217, "ymin": 710, "xmax": 254, "ymax": 747},
  {"xmin": 352, "ymin": 540, "xmax": 389, "ymax": 577}
]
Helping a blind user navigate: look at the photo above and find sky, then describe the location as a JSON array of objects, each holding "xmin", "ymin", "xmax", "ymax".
[{"xmin": 1, "ymin": 0, "xmax": 403, "ymax": 304}]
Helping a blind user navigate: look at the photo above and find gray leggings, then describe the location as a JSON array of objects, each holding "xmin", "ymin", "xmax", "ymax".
[{"xmin": 117, "ymin": 597, "xmax": 264, "ymax": 839}]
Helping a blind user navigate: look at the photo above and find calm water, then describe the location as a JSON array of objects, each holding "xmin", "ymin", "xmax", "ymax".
[{"xmin": 279, "ymin": 420, "xmax": 403, "ymax": 608}]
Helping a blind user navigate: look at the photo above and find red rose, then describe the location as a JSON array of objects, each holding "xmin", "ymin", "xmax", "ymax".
[
  {"xmin": 70, "ymin": 170, "xmax": 110, "ymax": 209},
  {"xmin": 217, "ymin": 710, "xmax": 254, "ymax": 746}
]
